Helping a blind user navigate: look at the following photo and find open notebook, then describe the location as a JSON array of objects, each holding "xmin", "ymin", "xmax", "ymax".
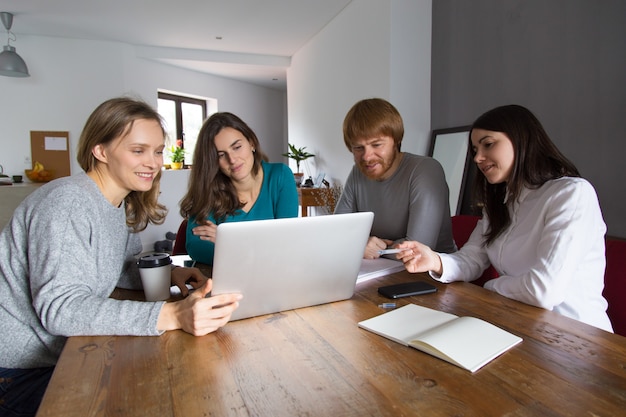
[
  {"xmin": 211, "ymin": 212, "xmax": 374, "ymax": 320},
  {"xmin": 358, "ymin": 304, "xmax": 522, "ymax": 372}
]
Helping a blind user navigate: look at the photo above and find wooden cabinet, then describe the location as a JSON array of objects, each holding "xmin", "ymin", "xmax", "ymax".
[{"xmin": 298, "ymin": 187, "xmax": 336, "ymax": 217}]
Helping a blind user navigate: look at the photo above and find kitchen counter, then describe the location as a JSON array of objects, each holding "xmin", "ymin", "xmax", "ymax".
[{"xmin": 0, "ymin": 182, "xmax": 42, "ymax": 230}]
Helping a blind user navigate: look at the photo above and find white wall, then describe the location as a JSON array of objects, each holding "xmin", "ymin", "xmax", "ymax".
[
  {"xmin": 0, "ymin": 37, "xmax": 126, "ymax": 179},
  {"xmin": 2, "ymin": 0, "xmax": 433, "ymax": 250},
  {"xmin": 0, "ymin": 35, "xmax": 286, "ymax": 250},
  {"xmin": 390, "ymin": 0, "xmax": 432, "ymax": 156},
  {"xmin": 287, "ymin": 0, "xmax": 432, "ymax": 186}
]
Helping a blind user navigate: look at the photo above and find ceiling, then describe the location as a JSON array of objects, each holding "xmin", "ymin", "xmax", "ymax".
[{"xmin": 1, "ymin": 0, "xmax": 353, "ymax": 90}]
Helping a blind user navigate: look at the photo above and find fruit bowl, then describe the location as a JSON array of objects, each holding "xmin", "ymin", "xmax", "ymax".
[{"xmin": 25, "ymin": 169, "xmax": 54, "ymax": 183}]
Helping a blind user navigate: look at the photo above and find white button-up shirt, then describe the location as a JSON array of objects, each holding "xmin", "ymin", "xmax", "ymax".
[{"xmin": 435, "ymin": 177, "xmax": 612, "ymax": 332}]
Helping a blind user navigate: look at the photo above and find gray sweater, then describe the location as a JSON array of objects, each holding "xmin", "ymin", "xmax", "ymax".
[
  {"xmin": 0, "ymin": 173, "xmax": 164, "ymax": 368},
  {"xmin": 335, "ymin": 153, "xmax": 456, "ymax": 253}
]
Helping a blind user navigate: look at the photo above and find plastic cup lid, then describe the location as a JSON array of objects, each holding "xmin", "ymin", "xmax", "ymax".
[{"xmin": 137, "ymin": 252, "xmax": 172, "ymax": 268}]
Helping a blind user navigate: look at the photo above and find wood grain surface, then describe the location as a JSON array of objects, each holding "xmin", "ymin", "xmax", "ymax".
[{"xmin": 37, "ymin": 271, "xmax": 626, "ymax": 417}]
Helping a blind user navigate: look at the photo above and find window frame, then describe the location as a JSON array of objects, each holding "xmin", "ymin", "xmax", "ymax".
[{"xmin": 157, "ymin": 91, "xmax": 208, "ymax": 167}]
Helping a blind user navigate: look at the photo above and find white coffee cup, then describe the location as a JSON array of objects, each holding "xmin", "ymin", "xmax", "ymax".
[{"xmin": 137, "ymin": 253, "xmax": 172, "ymax": 301}]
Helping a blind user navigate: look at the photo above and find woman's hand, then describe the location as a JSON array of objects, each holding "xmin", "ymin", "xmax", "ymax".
[
  {"xmin": 192, "ymin": 221, "xmax": 218, "ymax": 242},
  {"xmin": 363, "ymin": 236, "xmax": 393, "ymax": 259},
  {"xmin": 157, "ymin": 280, "xmax": 242, "ymax": 336},
  {"xmin": 171, "ymin": 266, "xmax": 208, "ymax": 297},
  {"xmin": 396, "ymin": 241, "xmax": 443, "ymax": 276}
]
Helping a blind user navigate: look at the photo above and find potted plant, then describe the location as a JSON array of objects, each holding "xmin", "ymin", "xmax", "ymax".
[
  {"xmin": 169, "ymin": 141, "xmax": 185, "ymax": 170},
  {"xmin": 282, "ymin": 143, "xmax": 315, "ymax": 186}
]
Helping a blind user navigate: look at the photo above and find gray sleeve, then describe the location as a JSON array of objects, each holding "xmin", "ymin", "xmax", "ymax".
[
  {"xmin": 334, "ymin": 167, "xmax": 357, "ymax": 214},
  {"xmin": 115, "ymin": 232, "xmax": 144, "ymax": 290},
  {"xmin": 404, "ymin": 158, "xmax": 452, "ymax": 249},
  {"xmin": 27, "ymin": 193, "xmax": 163, "ymax": 338}
]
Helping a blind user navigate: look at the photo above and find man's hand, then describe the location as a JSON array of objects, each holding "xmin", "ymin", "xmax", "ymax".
[{"xmin": 363, "ymin": 236, "xmax": 393, "ymax": 259}]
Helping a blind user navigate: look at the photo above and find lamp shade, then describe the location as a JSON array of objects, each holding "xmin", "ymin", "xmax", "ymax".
[{"xmin": 0, "ymin": 44, "xmax": 30, "ymax": 77}]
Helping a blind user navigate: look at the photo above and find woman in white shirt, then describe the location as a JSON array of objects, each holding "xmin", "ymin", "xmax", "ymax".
[{"xmin": 397, "ymin": 105, "xmax": 612, "ymax": 332}]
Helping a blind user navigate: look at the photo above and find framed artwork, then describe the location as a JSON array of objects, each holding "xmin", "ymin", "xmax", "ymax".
[
  {"xmin": 313, "ymin": 172, "xmax": 326, "ymax": 188},
  {"xmin": 429, "ymin": 126, "xmax": 472, "ymax": 216}
]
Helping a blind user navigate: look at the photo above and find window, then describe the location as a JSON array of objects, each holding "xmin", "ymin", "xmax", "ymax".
[{"xmin": 157, "ymin": 91, "xmax": 213, "ymax": 166}]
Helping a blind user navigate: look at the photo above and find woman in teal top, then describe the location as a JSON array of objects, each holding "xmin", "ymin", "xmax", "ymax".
[{"xmin": 180, "ymin": 112, "xmax": 298, "ymax": 265}]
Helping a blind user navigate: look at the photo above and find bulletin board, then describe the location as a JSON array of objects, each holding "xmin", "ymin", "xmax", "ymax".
[{"xmin": 30, "ymin": 131, "xmax": 71, "ymax": 179}]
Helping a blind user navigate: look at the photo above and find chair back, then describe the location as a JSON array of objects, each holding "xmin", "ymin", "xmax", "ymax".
[
  {"xmin": 604, "ymin": 238, "xmax": 626, "ymax": 336},
  {"xmin": 450, "ymin": 215, "xmax": 499, "ymax": 286},
  {"xmin": 451, "ymin": 215, "xmax": 481, "ymax": 248},
  {"xmin": 172, "ymin": 219, "xmax": 188, "ymax": 255}
]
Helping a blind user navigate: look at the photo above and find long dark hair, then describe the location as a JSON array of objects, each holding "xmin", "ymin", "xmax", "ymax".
[
  {"xmin": 470, "ymin": 105, "xmax": 580, "ymax": 244},
  {"xmin": 77, "ymin": 97, "xmax": 167, "ymax": 232},
  {"xmin": 180, "ymin": 112, "xmax": 268, "ymax": 223}
]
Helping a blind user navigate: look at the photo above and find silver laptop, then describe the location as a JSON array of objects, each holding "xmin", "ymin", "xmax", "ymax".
[{"xmin": 211, "ymin": 212, "xmax": 374, "ymax": 320}]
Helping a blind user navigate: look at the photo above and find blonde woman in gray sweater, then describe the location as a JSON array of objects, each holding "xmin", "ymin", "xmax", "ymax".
[{"xmin": 0, "ymin": 97, "xmax": 241, "ymax": 417}]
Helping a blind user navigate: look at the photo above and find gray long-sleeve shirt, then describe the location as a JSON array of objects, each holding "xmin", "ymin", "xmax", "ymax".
[
  {"xmin": 335, "ymin": 153, "xmax": 456, "ymax": 253},
  {"xmin": 0, "ymin": 173, "xmax": 164, "ymax": 368}
]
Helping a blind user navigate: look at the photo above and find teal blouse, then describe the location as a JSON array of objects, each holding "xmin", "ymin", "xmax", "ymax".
[{"xmin": 186, "ymin": 161, "xmax": 298, "ymax": 265}]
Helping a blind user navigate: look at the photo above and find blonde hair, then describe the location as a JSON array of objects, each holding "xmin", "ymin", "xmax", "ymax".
[{"xmin": 76, "ymin": 97, "xmax": 167, "ymax": 231}]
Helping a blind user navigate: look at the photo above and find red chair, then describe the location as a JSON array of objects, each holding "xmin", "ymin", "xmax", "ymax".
[
  {"xmin": 450, "ymin": 215, "xmax": 499, "ymax": 286},
  {"xmin": 172, "ymin": 219, "xmax": 188, "ymax": 255},
  {"xmin": 451, "ymin": 215, "xmax": 481, "ymax": 249},
  {"xmin": 603, "ymin": 238, "xmax": 626, "ymax": 336}
]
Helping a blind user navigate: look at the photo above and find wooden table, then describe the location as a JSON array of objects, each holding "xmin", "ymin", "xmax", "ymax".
[
  {"xmin": 298, "ymin": 187, "xmax": 336, "ymax": 216},
  {"xmin": 37, "ymin": 271, "xmax": 626, "ymax": 416}
]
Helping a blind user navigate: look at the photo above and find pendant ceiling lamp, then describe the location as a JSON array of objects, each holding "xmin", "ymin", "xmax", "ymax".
[{"xmin": 0, "ymin": 12, "xmax": 30, "ymax": 77}]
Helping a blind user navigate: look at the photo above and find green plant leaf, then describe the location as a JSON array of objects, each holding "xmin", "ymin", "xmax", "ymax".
[{"xmin": 282, "ymin": 143, "xmax": 315, "ymax": 172}]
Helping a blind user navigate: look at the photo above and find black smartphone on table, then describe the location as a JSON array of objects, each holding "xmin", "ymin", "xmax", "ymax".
[{"xmin": 378, "ymin": 281, "xmax": 437, "ymax": 299}]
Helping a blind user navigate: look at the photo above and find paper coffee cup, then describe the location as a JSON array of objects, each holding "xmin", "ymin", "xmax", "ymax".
[{"xmin": 137, "ymin": 253, "xmax": 172, "ymax": 301}]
